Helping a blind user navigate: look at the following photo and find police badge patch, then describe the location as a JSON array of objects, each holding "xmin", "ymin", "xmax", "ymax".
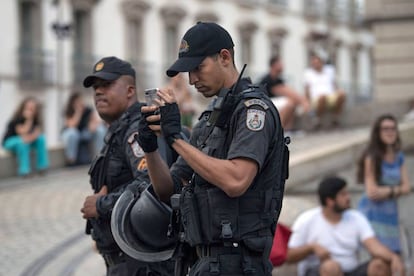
[
  {"xmin": 128, "ymin": 132, "xmax": 144, "ymax": 158},
  {"xmin": 246, "ymin": 109, "xmax": 265, "ymax": 131}
]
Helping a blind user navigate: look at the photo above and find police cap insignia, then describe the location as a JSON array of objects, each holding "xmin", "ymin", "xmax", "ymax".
[
  {"xmin": 244, "ymin": 99, "xmax": 269, "ymax": 110},
  {"xmin": 95, "ymin": 62, "xmax": 104, "ymax": 71},
  {"xmin": 246, "ymin": 109, "xmax": 265, "ymax": 131},
  {"xmin": 179, "ymin": 39, "xmax": 189, "ymax": 54}
]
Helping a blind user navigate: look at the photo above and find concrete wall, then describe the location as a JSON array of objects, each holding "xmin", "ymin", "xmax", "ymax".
[{"xmin": 365, "ymin": 0, "xmax": 414, "ymax": 102}]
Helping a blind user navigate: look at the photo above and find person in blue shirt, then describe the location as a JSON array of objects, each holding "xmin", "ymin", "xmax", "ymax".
[{"xmin": 357, "ymin": 114, "xmax": 411, "ymax": 253}]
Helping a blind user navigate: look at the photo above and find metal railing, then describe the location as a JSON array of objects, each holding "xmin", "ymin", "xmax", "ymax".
[
  {"xmin": 268, "ymin": 0, "xmax": 288, "ymax": 7},
  {"xmin": 18, "ymin": 47, "xmax": 55, "ymax": 87},
  {"xmin": 72, "ymin": 53, "xmax": 97, "ymax": 87},
  {"xmin": 303, "ymin": 0, "xmax": 365, "ymax": 26}
]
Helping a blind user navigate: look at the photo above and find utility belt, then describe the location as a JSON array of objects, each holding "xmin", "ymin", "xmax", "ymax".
[
  {"xmin": 195, "ymin": 243, "xmax": 263, "ymax": 259},
  {"xmin": 102, "ymin": 251, "xmax": 126, "ymax": 267}
]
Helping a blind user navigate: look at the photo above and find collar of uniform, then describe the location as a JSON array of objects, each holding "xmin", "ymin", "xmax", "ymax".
[
  {"xmin": 123, "ymin": 102, "xmax": 142, "ymax": 118},
  {"xmin": 108, "ymin": 102, "xmax": 142, "ymax": 135},
  {"xmin": 119, "ymin": 102, "xmax": 142, "ymax": 122},
  {"xmin": 232, "ymin": 77, "xmax": 252, "ymax": 95}
]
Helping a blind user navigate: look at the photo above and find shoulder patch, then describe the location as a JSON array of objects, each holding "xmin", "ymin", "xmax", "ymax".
[
  {"xmin": 128, "ymin": 132, "xmax": 144, "ymax": 158},
  {"xmin": 244, "ymin": 99, "xmax": 269, "ymax": 110},
  {"xmin": 127, "ymin": 132, "xmax": 138, "ymax": 144},
  {"xmin": 137, "ymin": 157, "xmax": 147, "ymax": 171},
  {"xmin": 246, "ymin": 109, "xmax": 265, "ymax": 131}
]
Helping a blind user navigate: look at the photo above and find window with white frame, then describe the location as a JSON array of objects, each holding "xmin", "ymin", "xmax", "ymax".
[{"xmin": 18, "ymin": 0, "xmax": 43, "ymax": 85}]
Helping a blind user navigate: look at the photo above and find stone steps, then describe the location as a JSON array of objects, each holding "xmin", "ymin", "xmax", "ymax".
[
  {"xmin": 0, "ymin": 145, "xmax": 65, "ymax": 179},
  {"xmin": 2, "ymin": 120, "xmax": 414, "ymax": 188},
  {"xmin": 286, "ymin": 120, "xmax": 414, "ymax": 191}
]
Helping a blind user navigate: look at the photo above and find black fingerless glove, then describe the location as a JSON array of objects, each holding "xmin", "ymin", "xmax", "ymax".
[
  {"xmin": 136, "ymin": 113, "xmax": 158, "ymax": 153},
  {"xmin": 160, "ymin": 103, "xmax": 182, "ymax": 146}
]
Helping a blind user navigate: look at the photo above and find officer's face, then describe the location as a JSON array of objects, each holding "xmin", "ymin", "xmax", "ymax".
[
  {"xmin": 92, "ymin": 76, "xmax": 131, "ymax": 124},
  {"xmin": 188, "ymin": 54, "xmax": 225, "ymax": 98}
]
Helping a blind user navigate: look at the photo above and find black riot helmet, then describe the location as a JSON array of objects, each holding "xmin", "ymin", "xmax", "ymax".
[{"xmin": 111, "ymin": 184, "xmax": 177, "ymax": 262}]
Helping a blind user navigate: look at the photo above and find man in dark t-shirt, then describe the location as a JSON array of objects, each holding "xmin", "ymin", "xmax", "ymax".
[
  {"xmin": 260, "ymin": 73, "xmax": 284, "ymax": 98},
  {"xmin": 259, "ymin": 55, "xmax": 310, "ymax": 131}
]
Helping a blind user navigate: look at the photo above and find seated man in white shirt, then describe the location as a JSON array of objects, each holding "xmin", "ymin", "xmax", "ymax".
[
  {"xmin": 287, "ymin": 176, "xmax": 404, "ymax": 276},
  {"xmin": 304, "ymin": 53, "xmax": 346, "ymax": 129}
]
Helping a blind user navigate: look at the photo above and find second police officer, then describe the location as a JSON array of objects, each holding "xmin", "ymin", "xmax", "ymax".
[
  {"xmin": 137, "ymin": 22, "xmax": 289, "ymax": 275},
  {"xmin": 80, "ymin": 56, "xmax": 175, "ymax": 275}
]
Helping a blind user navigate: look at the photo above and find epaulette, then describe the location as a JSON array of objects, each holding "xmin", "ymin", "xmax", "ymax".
[{"xmin": 242, "ymin": 85, "xmax": 269, "ymax": 110}]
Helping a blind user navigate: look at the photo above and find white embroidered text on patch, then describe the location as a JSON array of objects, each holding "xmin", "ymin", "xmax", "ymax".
[{"xmin": 246, "ymin": 109, "xmax": 265, "ymax": 131}]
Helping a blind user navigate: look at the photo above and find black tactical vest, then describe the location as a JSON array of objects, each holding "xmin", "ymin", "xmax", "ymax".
[
  {"xmin": 87, "ymin": 103, "xmax": 142, "ymax": 253},
  {"xmin": 184, "ymin": 80, "xmax": 288, "ymax": 249}
]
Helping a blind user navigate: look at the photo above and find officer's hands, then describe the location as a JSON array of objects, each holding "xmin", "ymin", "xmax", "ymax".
[
  {"xmin": 157, "ymin": 88, "xmax": 176, "ymax": 105},
  {"xmin": 160, "ymin": 103, "xmax": 181, "ymax": 146},
  {"xmin": 81, "ymin": 185, "xmax": 108, "ymax": 219},
  {"xmin": 141, "ymin": 105, "xmax": 161, "ymax": 133},
  {"xmin": 137, "ymin": 110, "xmax": 158, "ymax": 153}
]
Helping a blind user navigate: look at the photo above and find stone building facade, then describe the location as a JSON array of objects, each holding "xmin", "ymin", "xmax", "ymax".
[
  {"xmin": 365, "ymin": 0, "xmax": 414, "ymax": 102},
  {"xmin": 0, "ymin": 0, "xmax": 373, "ymax": 146}
]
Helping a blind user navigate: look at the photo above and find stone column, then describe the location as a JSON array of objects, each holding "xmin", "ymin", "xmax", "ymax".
[
  {"xmin": 160, "ymin": 5, "xmax": 186, "ymax": 73},
  {"xmin": 195, "ymin": 12, "xmax": 218, "ymax": 23},
  {"xmin": 238, "ymin": 21, "xmax": 258, "ymax": 70},
  {"xmin": 121, "ymin": 0, "xmax": 151, "ymax": 90},
  {"xmin": 268, "ymin": 27, "xmax": 287, "ymax": 58}
]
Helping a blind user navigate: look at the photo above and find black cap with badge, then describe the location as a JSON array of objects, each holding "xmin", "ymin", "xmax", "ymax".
[
  {"xmin": 83, "ymin": 56, "xmax": 136, "ymax": 88},
  {"xmin": 166, "ymin": 22, "xmax": 234, "ymax": 77}
]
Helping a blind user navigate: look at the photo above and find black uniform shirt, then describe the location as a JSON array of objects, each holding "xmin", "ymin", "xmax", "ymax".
[
  {"xmin": 170, "ymin": 79, "xmax": 279, "ymax": 191},
  {"xmin": 90, "ymin": 102, "xmax": 149, "ymax": 218}
]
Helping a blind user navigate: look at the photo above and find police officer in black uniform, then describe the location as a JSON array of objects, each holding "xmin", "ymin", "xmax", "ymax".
[
  {"xmin": 137, "ymin": 22, "xmax": 289, "ymax": 275},
  {"xmin": 80, "ymin": 56, "xmax": 174, "ymax": 275}
]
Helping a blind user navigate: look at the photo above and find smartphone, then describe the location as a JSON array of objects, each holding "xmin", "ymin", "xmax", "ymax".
[{"xmin": 144, "ymin": 88, "xmax": 160, "ymax": 106}]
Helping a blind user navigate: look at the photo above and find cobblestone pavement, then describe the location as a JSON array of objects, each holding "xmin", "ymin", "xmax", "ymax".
[
  {"xmin": 0, "ymin": 166, "xmax": 105, "ymax": 276},
  {"xmin": 0, "ymin": 135, "xmax": 413, "ymax": 275}
]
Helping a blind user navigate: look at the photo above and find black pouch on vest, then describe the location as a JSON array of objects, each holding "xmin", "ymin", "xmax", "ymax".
[
  {"xmin": 242, "ymin": 235, "xmax": 272, "ymax": 256},
  {"xmin": 90, "ymin": 218, "xmax": 117, "ymax": 252},
  {"xmin": 180, "ymin": 186, "xmax": 203, "ymax": 246},
  {"xmin": 88, "ymin": 154, "xmax": 104, "ymax": 192},
  {"xmin": 197, "ymin": 188, "xmax": 239, "ymax": 243}
]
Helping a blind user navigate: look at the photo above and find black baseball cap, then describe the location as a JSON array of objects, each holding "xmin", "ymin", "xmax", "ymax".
[
  {"xmin": 83, "ymin": 56, "xmax": 136, "ymax": 88},
  {"xmin": 166, "ymin": 22, "xmax": 234, "ymax": 77}
]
